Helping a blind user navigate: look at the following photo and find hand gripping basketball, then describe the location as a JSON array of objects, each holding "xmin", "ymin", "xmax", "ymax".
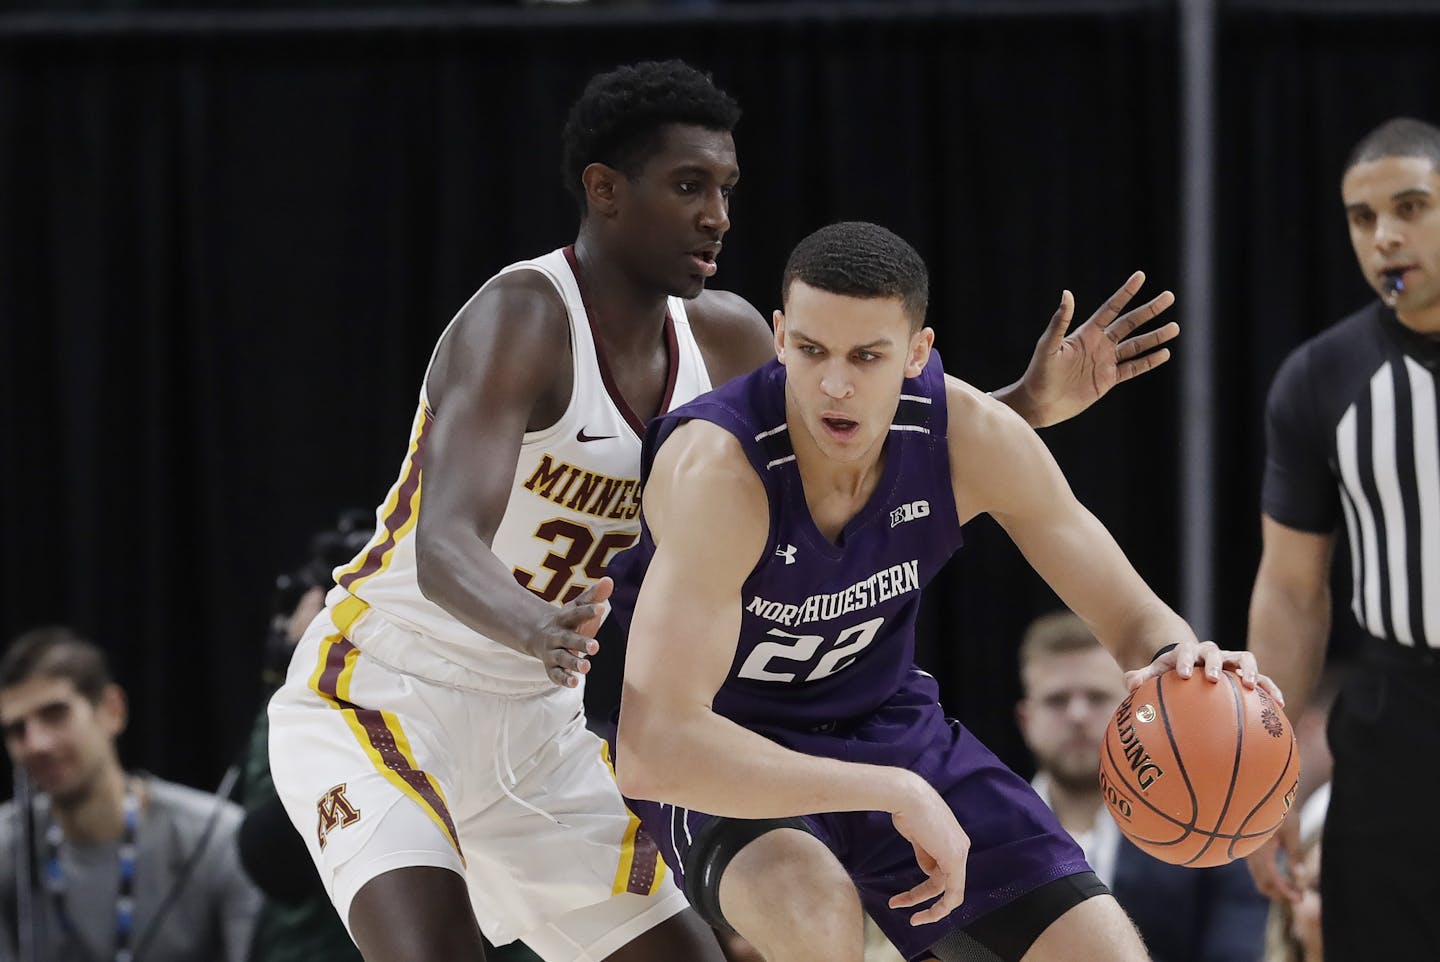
[{"xmin": 1124, "ymin": 639, "xmax": 1285, "ymax": 707}]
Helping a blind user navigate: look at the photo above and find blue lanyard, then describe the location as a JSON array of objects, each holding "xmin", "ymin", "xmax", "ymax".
[{"xmin": 44, "ymin": 780, "xmax": 140, "ymax": 962}]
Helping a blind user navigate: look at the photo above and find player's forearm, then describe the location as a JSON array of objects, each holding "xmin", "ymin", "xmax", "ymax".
[
  {"xmin": 616, "ymin": 697, "xmax": 922, "ymax": 819},
  {"xmin": 415, "ymin": 530, "xmax": 554, "ymax": 651},
  {"xmin": 1009, "ymin": 500, "xmax": 1197, "ymax": 669},
  {"xmin": 1102, "ymin": 598, "xmax": 1199, "ymax": 671},
  {"xmin": 1247, "ymin": 577, "xmax": 1329, "ymax": 720}
]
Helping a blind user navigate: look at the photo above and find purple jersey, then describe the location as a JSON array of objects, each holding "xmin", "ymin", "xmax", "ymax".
[{"xmin": 612, "ymin": 350, "xmax": 964, "ymax": 736}]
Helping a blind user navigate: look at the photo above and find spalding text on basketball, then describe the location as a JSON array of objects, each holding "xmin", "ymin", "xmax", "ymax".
[{"xmin": 1115, "ymin": 693, "xmax": 1166, "ymax": 790}]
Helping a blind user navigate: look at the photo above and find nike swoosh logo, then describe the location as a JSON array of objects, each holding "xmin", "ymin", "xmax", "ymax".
[{"xmin": 576, "ymin": 428, "xmax": 618, "ymax": 443}]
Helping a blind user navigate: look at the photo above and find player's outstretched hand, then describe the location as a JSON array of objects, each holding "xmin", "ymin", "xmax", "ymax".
[
  {"xmin": 1017, "ymin": 272, "xmax": 1178, "ymax": 427},
  {"xmin": 888, "ymin": 780, "xmax": 970, "ymax": 927},
  {"xmin": 1123, "ymin": 639, "xmax": 1285, "ymax": 706},
  {"xmin": 533, "ymin": 577, "xmax": 612, "ymax": 688},
  {"xmin": 1246, "ymin": 809, "xmax": 1305, "ymax": 903}
]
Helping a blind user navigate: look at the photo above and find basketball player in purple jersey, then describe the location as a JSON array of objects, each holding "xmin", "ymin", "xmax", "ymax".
[{"xmin": 610, "ymin": 222, "xmax": 1285, "ymax": 962}]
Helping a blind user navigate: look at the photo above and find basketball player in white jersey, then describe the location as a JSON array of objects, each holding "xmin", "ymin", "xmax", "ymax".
[{"xmin": 267, "ymin": 60, "xmax": 1181, "ymax": 962}]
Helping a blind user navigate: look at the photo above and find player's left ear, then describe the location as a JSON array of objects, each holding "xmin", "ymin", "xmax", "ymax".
[
  {"xmin": 904, "ymin": 327, "xmax": 935, "ymax": 378},
  {"xmin": 772, "ymin": 309, "xmax": 788, "ymax": 364}
]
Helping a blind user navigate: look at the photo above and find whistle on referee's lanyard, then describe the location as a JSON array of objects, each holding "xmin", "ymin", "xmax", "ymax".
[{"xmin": 1382, "ymin": 270, "xmax": 1406, "ymax": 306}]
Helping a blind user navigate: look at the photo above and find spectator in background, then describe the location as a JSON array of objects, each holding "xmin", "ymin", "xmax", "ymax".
[
  {"xmin": 1259, "ymin": 668, "xmax": 1341, "ymax": 962},
  {"xmin": 1262, "ymin": 788, "xmax": 1327, "ymax": 962},
  {"xmin": 0, "ymin": 626, "xmax": 261, "ymax": 962},
  {"xmin": 1017, "ymin": 611, "xmax": 1268, "ymax": 962}
]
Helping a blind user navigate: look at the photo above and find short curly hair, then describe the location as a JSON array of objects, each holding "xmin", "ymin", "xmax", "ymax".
[
  {"xmin": 561, "ymin": 60, "xmax": 741, "ymax": 211},
  {"xmin": 782, "ymin": 222, "xmax": 930, "ymax": 330}
]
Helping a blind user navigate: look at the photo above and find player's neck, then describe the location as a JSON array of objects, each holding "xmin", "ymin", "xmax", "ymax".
[
  {"xmin": 787, "ymin": 409, "xmax": 887, "ymax": 540},
  {"xmin": 796, "ymin": 450, "xmax": 884, "ymax": 501},
  {"xmin": 571, "ymin": 233, "xmax": 672, "ymax": 351},
  {"xmin": 1045, "ymin": 775, "xmax": 1104, "ymax": 837},
  {"xmin": 52, "ymin": 762, "xmax": 128, "ymax": 844}
]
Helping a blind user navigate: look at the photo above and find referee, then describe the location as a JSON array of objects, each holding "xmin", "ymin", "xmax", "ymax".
[{"xmin": 1246, "ymin": 116, "xmax": 1440, "ymax": 961}]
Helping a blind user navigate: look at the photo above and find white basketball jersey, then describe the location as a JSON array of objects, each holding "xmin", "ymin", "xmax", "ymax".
[{"xmin": 330, "ymin": 247, "xmax": 712, "ymax": 690}]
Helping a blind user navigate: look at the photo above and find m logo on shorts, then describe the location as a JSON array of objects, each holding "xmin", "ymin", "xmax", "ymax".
[{"xmin": 316, "ymin": 783, "xmax": 362, "ymax": 849}]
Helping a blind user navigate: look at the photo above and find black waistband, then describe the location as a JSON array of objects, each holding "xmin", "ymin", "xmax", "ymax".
[{"xmin": 1359, "ymin": 634, "xmax": 1440, "ymax": 671}]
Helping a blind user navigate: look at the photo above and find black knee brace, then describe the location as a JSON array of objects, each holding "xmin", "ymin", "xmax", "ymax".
[
  {"xmin": 680, "ymin": 816, "xmax": 814, "ymax": 933},
  {"xmin": 928, "ymin": 871, "xmax": 1110, "ymax": 962}
]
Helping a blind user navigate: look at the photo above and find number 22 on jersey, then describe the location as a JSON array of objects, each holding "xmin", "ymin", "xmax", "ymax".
[{"xmin": 737, "ymin": 617, "xmax": 885, "ymax": 683}]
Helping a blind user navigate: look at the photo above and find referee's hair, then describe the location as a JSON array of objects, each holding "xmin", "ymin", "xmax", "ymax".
[
  {"xmin": 0, "ymin": 626, "xmax": 113, "ymax": 704},
  {"xmin": 1346, "ymin": 117, "xmax": 1440, "ymax": 174},
  {"xmin": 561, "ymin": 60, "xmax": 741, "ymax": 212}
]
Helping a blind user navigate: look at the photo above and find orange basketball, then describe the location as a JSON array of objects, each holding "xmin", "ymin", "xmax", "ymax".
[{"xmin": 1097, "ymin": 669, "xmax": 1300, "ymax": 867}]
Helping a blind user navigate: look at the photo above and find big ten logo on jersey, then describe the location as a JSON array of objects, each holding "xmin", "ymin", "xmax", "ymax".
[
  {"xmin": 738, "ymin": 560, "xmax": 920, "ymax": 683},
  {"xmin": 316, "ymin": 783, "xmax": 361, "ymax": 849},
  {"xmin": 890, "ymin": 499, "xmax": 929, "ymax": 528}
]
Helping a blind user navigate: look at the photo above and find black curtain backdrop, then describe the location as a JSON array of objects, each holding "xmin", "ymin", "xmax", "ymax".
[{"xmin": 1, "ymin": 0, "xmax": 1193, "ymax": 793}]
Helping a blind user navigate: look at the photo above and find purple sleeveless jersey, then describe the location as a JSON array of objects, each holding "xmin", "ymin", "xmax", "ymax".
[
  {"xmin": 613, "ymin": 349, "xmax": 964, "ymax": 738},
  {"xmin": 609, "ymin": 351, "xmax": 1092, "ymax": 961}
]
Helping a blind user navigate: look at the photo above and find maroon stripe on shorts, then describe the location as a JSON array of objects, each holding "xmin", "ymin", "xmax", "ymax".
[
  {"xmin": 312, "ymin": 636, "xmax": 460, "ymax": 853},
  {"xmin": 350, "ymin": 706, "xmax": 461, "ymax": 851},
  {"xmin": 315, "ymin": 634, "xmax": 355, "ymax": 700},
  {"xmin": 627, "ymin": 825, "xmax": 661, "ymax": 895}
]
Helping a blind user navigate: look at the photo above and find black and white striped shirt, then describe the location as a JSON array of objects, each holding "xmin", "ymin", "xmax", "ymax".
[{"xmin": 1262, "ymin": 302, "xmax": 1440, "ymax": 651}]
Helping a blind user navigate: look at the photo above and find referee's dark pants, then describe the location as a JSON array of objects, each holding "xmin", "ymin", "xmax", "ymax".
[{"xmin": 1322, "ymin": 639, "xmax": 1440, "ymax": 961}]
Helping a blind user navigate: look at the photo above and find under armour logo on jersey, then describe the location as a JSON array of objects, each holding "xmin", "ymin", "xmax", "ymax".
[
  {"xmin": 775, "ymin": 544, "xmax": 798, "ymax": 565},
  {"xmin": 890, "ymin": 500, "xmax": 930, "ymax": 528},
  {"xmin": 316, "ymin": 783, "xmax": 361, "ymax": 849}
]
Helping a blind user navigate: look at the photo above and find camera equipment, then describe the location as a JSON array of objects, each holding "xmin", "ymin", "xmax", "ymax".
[{"xmin": 263, "ymin": 509, "xmax": 375, "ymax": 680}]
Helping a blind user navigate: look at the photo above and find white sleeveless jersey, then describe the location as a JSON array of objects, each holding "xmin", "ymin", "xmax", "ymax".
[{"xmin": 330, "ymin": 247, "xmax": 712, "ymax": 690}]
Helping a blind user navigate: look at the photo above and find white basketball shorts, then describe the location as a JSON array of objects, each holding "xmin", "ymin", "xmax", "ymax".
[{"xmin": 267, "ymin": 596, "xmax": 685, "ymax": 960}]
